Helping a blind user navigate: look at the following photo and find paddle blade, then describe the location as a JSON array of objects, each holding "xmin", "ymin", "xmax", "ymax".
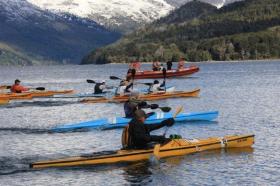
[
  {"xmin": 35, "ymin": 87, "xmax": 45, "ymax": 91},
  {"xmin": 160, "ymin": 107, "xmax": 171, "ymax": 113},
  {"xmin": 87, "ymin": 79, "xmax": 96, "ymax": 84},
  {"xmin": 110, "ymin": 76, "xmax": 121, "ymax": 80},
  {"xmin": 163, "ymin": 68, "xmax": 167, "ymax": 78},
  {"xmin": 143, "ymin": 83, "xmax": 153, "ymax": 86},
  {"xmin": 153, "ymin": 144, "xmax": 161, "ymax": 160},
  {"xmin": 131, "ymin": 69, "xmax": 136, "ymax": 78},
  {"xmin": 173, "ymin": 106, "xmax": 183, "ymax": 118}
]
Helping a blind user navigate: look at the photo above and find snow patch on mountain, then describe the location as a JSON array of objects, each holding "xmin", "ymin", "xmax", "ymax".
[{"xmin": 26, "ymin": 0, "xmax": 173, "ymax": 29}]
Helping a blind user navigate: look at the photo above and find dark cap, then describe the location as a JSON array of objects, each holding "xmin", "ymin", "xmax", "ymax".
[
  {"xmin": 134, "ymin": 109, "xmax": 147, "ymax": 119},
  {"xmin": 15, "ymin": 79, "xmax": 21, "ymax": 83}
]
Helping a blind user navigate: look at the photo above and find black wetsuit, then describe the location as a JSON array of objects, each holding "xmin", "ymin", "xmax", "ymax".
[
  {"xmin": 167, "ymin": 61, "xmax": 172, "ymax": 70},
  {"xmin": 94, "ymin": 83, "xmax": 104, "ymax": 94},
  {"xmin": 127, "ymin": 119, "xmax": 166, "ymax": 149}
]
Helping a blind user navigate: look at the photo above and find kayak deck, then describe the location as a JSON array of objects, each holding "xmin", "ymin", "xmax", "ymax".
[
  {"xmin": 30, "ymin": 134, "xmax": 254, "ymax": 169},
  {"xmin": 81, "ymin": 88, "xmax": 200, "ymax": 104},
  {"xmin": 51, "ymin": 111, "xmax": 219, "ymax": 132}
]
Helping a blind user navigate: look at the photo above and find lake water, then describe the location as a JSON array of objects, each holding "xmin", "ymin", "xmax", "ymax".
[{"xmin": 0, "ymin": 61, "xmax": 280, "ymax": 185}]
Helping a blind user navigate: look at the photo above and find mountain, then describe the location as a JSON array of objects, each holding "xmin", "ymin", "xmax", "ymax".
[
  {"xmin": 27, "ymin": 0, "xmax": 243, "ymax": 32},
  {"xmin": 81, "ymin": 0, "xmax": 280, "ymax": 64},
  {"xmin": 0, "ymin": 0, "xmax": 120, "ymax": 65}
]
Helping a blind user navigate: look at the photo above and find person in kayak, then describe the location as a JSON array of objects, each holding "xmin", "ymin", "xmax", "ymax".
[
  {"xmin": 178, "ymin": 58, "xmax": 185, "ymax": 70},
  {"xmin": 148, "ymin": 80, "xmax": 165, "ymax": 93},
  {"xmin": 152, "ymin": 61, "xmax": 161, "ymax": 71},
  {"xmin": 122, "ymin": 109, "xmax": 175, "ymax": 149},
  {"xmin": 129, "ymin": 61, "xmax": 141, "ymax": 72},
  {"xmin": 167, "ymin": 60, "xmax": 172, "ymax": 70},
  {"xmin": 124, "ymin": 93, "xmax": 158, "ymax": 118},
  {"xmin": 94, "ymin": 80, "xmax": 108, "ymax": 94},
  {"xmin": 10, "ymin": 79, "xmax": 29, "ymax": 93},
  {"xmin": 117, "ymin": 80, "xmax": 133, "ymax": 96}
]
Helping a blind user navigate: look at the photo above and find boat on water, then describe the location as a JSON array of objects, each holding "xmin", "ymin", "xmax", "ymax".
[
  {"xmin": 51, "ymin": 111, "xmax": 218, "ymax": 132},
  {"xmin": 30, "ymin": 134, "xmax": 254, "ymax": 169},
  {"xmin": 0, "ymin": 90, "xmax": 74, "ymax": 100},
  {"xmin": 81, "ymin": 88, "xmax": 200, "ymax": 104},
  {"xmin": 127, "ymin": 66, "xmax": 199, "ymax": 79}
]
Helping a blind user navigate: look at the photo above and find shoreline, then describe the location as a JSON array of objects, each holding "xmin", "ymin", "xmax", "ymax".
[
  {"xmin": 0, "ymin": 59, "xmax": 279, "ymax": 67},
  {"xmin": 109, "ymin": 59, "xmax": 280, "ymax": 65}
]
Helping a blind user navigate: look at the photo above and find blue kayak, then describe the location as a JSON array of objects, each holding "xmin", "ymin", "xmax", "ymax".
[{"xmin": 52, "ymin": 111, "xmax": 219, "ymax": 132}]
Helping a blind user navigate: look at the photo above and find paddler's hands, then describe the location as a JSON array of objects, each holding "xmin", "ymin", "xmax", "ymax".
[{"xmin": 161, "ymin": 118, "xmax": 175, "ymax": 127}]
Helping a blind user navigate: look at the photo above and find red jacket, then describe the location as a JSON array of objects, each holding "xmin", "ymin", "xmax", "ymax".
[{"xmin": 10, "ymin": 84, "xmax": 29, "ymax": 93}]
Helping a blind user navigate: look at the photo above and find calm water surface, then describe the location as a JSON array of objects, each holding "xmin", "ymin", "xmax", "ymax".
[{"xmin": 0, "ymin": 61, "xmax": 280, "ymax": 185}]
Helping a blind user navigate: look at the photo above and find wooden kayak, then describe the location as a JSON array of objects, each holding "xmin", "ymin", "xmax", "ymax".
[
  {"xmin": 0, "ymin": 90, "xmax": 74, "ymax": 99},
  {"xmin": 81, "ymin": 88, "xmax": 200, "ymax": 103},
  {"xmin": 0, "ymin": 93, "xmax": 33, "ymax": 100},
  {"xmin": 127, "ymin": 66, "xmax": 199, "ymax": 79},
  {"xmin": 30, "ymin": 134, "xmax": 254, "ymax": 169}
]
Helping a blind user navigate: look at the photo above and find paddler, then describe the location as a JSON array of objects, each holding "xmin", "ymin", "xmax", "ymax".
[
  {"xmin": 152, "ymin": 61, "xmax": 161, "ymax": 71},
  {"xmin": 10, "ymin": 79, "xmax": 29, "ymax": 93},
  {"xmin": 122, "ymin": 109, "xmax": 175, "ymax": 149},
  {"xmin": 117, "ymin": 80, "xmax": 133, "ymax": 96},
  {"xmin": 167, "ymin": 60, "xmax": 172, "ymax": 70},
  {"xmin": 124, "ymin": 92, "xmax": 158, "ymax": 118},
  {"xmin": 148, "ymin": 80, "xmax": 165, "ymax": 93},
  {"xmin": 178, "ymin": 58, "xmax": 185, "ymax": 70},
  {"xmin": 94, "ymin": 80, "xmax": 108, "ymax": 94}
]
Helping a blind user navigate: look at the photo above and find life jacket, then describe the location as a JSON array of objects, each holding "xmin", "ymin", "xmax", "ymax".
[{"xmin": 121, "ymin": 125, "xmax": 133, "ymax": 149}]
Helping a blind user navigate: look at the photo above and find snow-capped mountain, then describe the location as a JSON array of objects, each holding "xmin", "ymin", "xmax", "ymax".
[
  {"xmin": 27, "ymin": 0, "xmax": 243, "ymax": 32},
  {"xmin": 26, "ymin": 0, "xmax": 173, "ymax": 32},
  {"xmin": 0, "ymin": 0, "xmax": 120, "ymax": 64}
]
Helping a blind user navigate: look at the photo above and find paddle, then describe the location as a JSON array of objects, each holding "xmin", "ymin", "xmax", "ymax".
[
  {"xmin": 87, "ymin": 79, "xmax": 96, "ymax": 84},
  {"xmin": 150, "ymin": 104, "xmax": 171, "ymax": 112},
  {"xmin": 163, "ymin": 106, "xmax": 183, "ymax": 137},
  {"xmin": 110, "ymin": 76, "xmax": 122, "ymax": 80},
  {"xmin": 131, "ymin": 69, "xmax": 136, "ymax": 90},
  {"xmin": 30, "ymin": 87, "xmax": 45, "ymax": 91},
  {"xmin": 163, "ymin": 68, "xmax": 167, "ymax": 92},
  {"xmin": 153, "ymin": 144, "xmax": 161, "ymax": 160}
]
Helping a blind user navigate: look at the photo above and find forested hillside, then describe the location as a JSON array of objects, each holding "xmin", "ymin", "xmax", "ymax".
[{"xmin": 82, "ymin": 0, "xmax": 280, "ymax": 64}]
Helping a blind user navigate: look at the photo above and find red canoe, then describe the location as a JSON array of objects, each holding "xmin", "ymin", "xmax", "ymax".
[{"xmin": 128, "ymin": 66, "xmax": 199, "ymax": 79}]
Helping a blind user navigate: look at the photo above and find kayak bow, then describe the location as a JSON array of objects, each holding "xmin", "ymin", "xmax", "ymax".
[{"xmin": 30, "ymin": 134, "xmax": 254, "ymax": 169}]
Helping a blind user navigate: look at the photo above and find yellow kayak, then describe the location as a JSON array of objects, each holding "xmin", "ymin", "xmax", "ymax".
[
  {"xmin": 30, "ymin": 134, "xmax": 254, "ymax": 169},
  {"xmin": 81, "ymin": 89, "xmax": 200, "ymax": 104},
  {"xmin": 0, "ymin": 90, "xmax": 74, "ymax": 100},
  {"xmin": 0, "ymin": 98, "xmax": 9, "ymax": 105},
  {"xmin": 0, "ymin": 93, "xmax": 33, "ymax": 100}
]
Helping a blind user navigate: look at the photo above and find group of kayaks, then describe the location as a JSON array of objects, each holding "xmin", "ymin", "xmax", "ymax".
[{"xmin": 3, "ymin": 66, "xmax": 255, "ymax": 169}]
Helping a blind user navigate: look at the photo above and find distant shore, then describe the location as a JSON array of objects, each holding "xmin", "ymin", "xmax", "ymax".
[{"xmin": 109, "ymin": 59, "xmax": 280, "ymax": 65}]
